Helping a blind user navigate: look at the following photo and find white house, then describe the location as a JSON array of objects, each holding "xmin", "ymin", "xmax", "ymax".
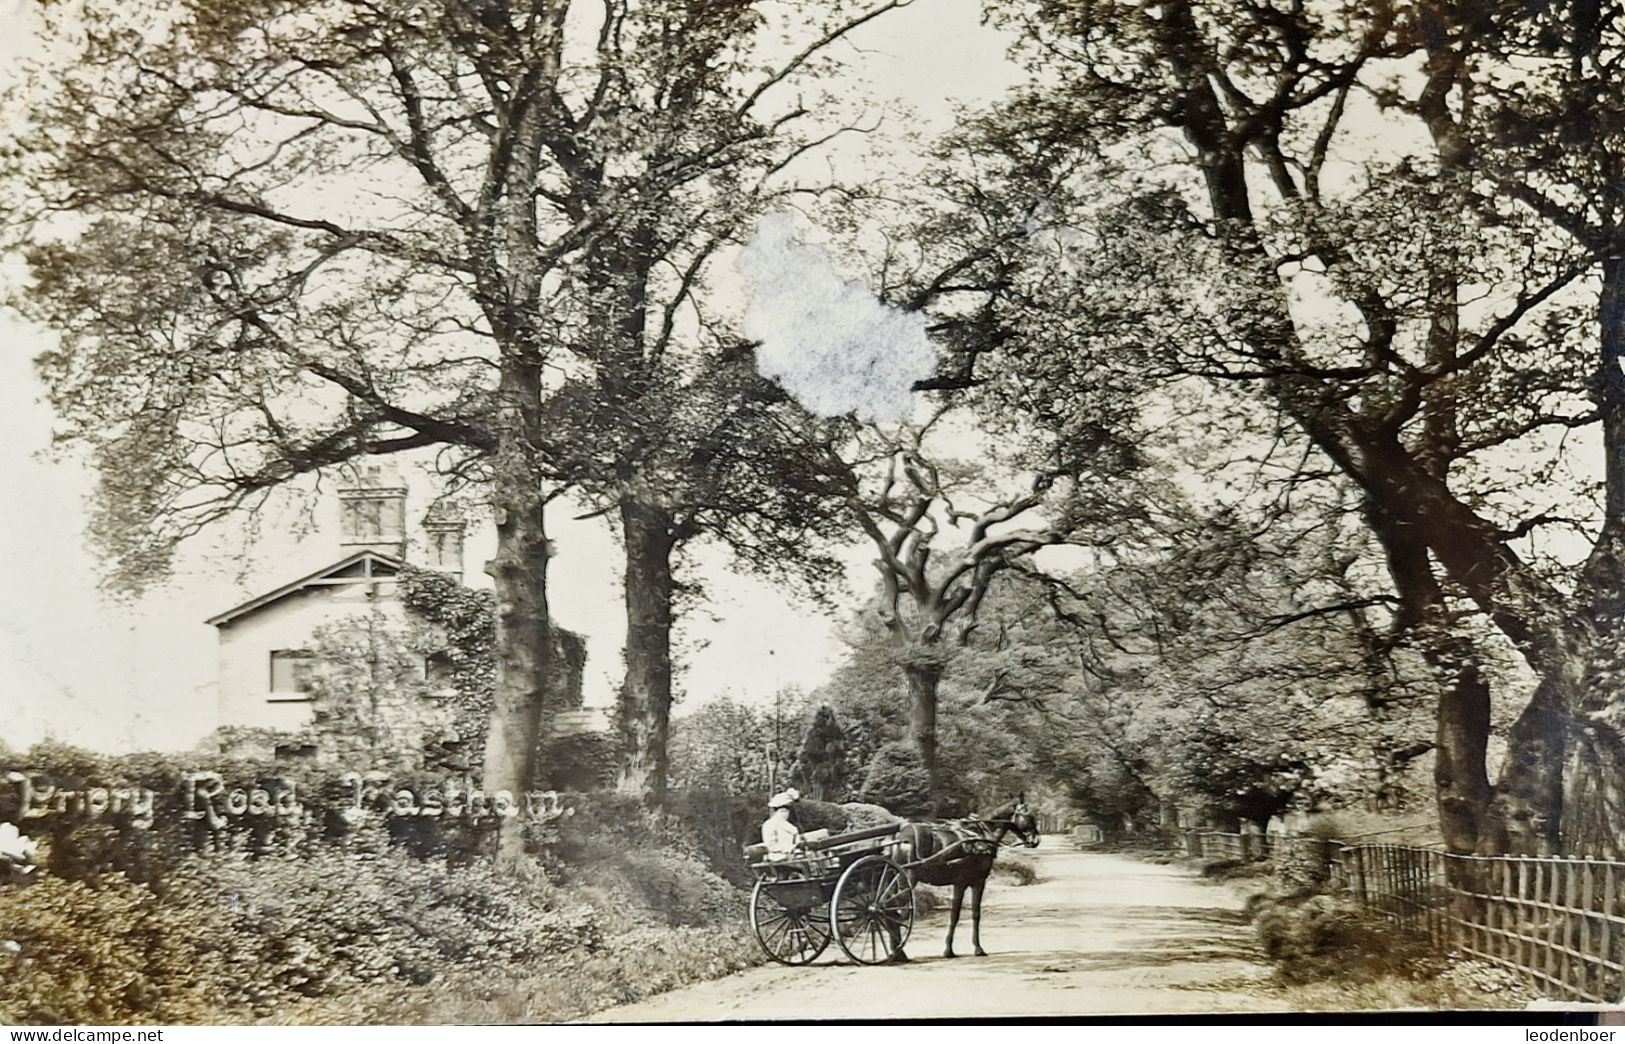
[
  {"xmin": 205, "ymin": 462, "xmax": 609, "ymax": 743},
  {"xmin": 205, "ymin": 462, "xmax": 456, "ymax": 733}
]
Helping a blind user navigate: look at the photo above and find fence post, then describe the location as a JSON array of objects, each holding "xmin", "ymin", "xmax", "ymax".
[{"xmin": 1241, "ymin": 821, "xmax": 1263, "ymax": 862}]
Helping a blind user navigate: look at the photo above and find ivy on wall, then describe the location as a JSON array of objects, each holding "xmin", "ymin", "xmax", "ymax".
[
  {"xmin": 399, "ymin": 566, "xmax": 500, "ymax": 769},
  {"xmin": 398, "ymin": 566, "xmax": 599, "ymax": 787}
]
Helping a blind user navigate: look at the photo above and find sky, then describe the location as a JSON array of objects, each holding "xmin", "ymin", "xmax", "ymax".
[{"xmin": 0, "ymin": 0, "xmax": 1021, "ymax": 752}]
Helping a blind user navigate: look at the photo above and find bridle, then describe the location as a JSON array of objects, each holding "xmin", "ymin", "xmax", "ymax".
[{"xmin": 987, "ymin": 804, "xmax": 1041, "ymax": 849}]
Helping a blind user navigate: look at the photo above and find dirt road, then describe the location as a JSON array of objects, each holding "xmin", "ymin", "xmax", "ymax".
[{"xmin": 589, "ymin": 848, "xmax": 1291, "ymax": 1022}]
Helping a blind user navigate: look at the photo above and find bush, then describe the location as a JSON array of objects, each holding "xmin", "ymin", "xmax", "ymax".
[
  {"xmin": 161, "ymin": 843, "xmax": 602, "ymax": 1010},
  {"xmin": 377, "ymin": 923, "xmax": 760, "ymax": 1023},
  {"xmin": 0, "ymin": 836, "xmax": 606, "ymax": 1024},
  {"xmin": 0, "ymin": 874, "xmax": 223, "ymax": 1024},
  {"xmin": 539, "ymin": 733, "xmax": 618, "ymax": 791},
  {"xmin": 663, "ymin": 789, "xmax": 768, "ymax": 883},
  {"xmin": 857, "ymin": 743, "xmax": 932, "ymax": 818},
  {"xmin": 837, "ymin": 802, "xmax": 901, "ymax": 829},
  {"xmin": 0, "ymin": 742, "xmax": 771, "ymax": 1024},
  {"xmin": 572, "ymin": 843, "xmax": 742, "ymax": 928},
  {"xmin": 551, "ymin": 793, "xmax": 746, "ymax": 927},
  {"xmin": 1253, "ymin": 893, "xmax": 1430, "ymax": 984},
  {"xmin": 0, "ymin": 742, "xmax": 525, "ymax": 882}
]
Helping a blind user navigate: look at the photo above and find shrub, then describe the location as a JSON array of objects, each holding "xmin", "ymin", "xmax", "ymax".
[
  {"xmin": 570, "ymin": 843, "xmax": 742, "ymax": 928},
  {"xmin": 0, "ymin": 743, "xmax": 529, "ymax": 882},
  {"xmin": 377, "ymin": 923, "xmax": 760, "ymax": 1023},
  {"xmin": 789, "ymin": 705, "xmax": 849, "ymax": 802},
  {"xmin": 160, "ymin": 843, "xmax": 602, "ymax": 1013},
  {"xmin": 662, "ymin": 788, "xmax": 766, "ymax": 883},
  {"xmin": 0, "ymin": 873, "xmax": 224, "ymax": 1024},
  {"xmin": 540, "ymin": 733, "xmax": 618, "ymax": 791},
  {"xmin": 857, "ymin": 743, "xmax": 931, "ymax": 818},
  {"xmin": 0, "ymin": 744, "xmax": 770, "ymax": 1025},
  {"xmin": 838, "ymin": 802, "xmax": 902, "ymax": 829},
  {"xmin": 0, "ymin": 838, "xmax": 606, "ymax": 1024},
  {"xmin": 1252, "ymin": 893, "xmax": 1429, "ymax": 984}
]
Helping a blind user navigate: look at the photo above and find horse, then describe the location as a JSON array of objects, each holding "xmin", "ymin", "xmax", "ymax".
[{"xmin": 889, "ymin": 794, "xmax": 1041, "ymax": 960}]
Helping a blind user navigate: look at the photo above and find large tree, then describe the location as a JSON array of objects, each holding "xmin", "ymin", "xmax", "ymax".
[
  {"xmin": 977, "ymin": 0, "xmax": 1625, "ymax": 856},
  {"xmin": 3, "ymin": 0, "xmax": 898, "ymax": 859},
  {"xmin": 831, "ymin": 413, "xmax": 1142, "ymax": 809}
]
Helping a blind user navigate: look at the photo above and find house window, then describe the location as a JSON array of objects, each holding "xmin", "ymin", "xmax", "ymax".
[{"xmin": 269, "ymin": 649, "xmax": 316, "ymax": 699}]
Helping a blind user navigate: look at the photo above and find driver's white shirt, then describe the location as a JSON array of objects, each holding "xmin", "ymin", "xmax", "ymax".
[{"xmin": 761, "ymin": 816, "xmax": 800, "ymax": 858}]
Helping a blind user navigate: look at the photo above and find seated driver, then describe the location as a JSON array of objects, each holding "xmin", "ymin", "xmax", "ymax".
[{"xmin": 762, "ymin": 789, "xmax": 802, "ymax": 859}]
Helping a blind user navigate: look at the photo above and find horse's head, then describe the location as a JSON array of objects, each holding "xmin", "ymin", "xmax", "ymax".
[{"xmin": 993, "ymin": 793, "xmax": 1041, "ymax": 848}]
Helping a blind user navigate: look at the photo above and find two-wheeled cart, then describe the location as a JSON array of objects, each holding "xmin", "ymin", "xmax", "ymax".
[{"xmin": 743, "ymin": 823, "xmax": 915, "ymax": 966}]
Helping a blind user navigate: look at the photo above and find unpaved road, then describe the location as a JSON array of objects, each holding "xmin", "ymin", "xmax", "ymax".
[{"xmin": 589, "ymin": 848, "xmax": 1292, "ymax": 1022}]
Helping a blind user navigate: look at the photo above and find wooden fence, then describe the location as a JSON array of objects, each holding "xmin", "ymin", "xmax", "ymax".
[{"xmin": 1185, "ymin": 831, "xmax": 1625, "ymax": 1003}]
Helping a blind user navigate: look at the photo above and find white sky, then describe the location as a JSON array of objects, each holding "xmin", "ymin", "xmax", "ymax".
[{"xmin": 0, "ymin": 0, "xmax": 1020, "ymax": 752}]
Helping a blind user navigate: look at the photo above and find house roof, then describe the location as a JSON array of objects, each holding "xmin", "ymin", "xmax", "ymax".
[{"xmin": 205, "ymin": 550, "xmax": 404, "ymax": 627}]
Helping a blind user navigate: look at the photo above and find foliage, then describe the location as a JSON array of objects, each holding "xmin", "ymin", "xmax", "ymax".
[
  {"xmin": 539, "ymin": 732, "xmax": 618, "ymax": 793},
  {"xmin": 0, "ymin": 873, "xmax": 223, "ymax": 1024},
  {"xmin": 1243, "ymin": 890, "xmax": 1530, "ymax": 1008},
  {"xmin": 967, "ymin": 0, "xmax": 1625, "ymax": 854},
  {"xmin": 813, "ymin": 516, "xmax": 1442, "ymax": 834},
  {"xmin": 789, "ymin": 705, "xmax": 850, "ymax": 802},
  {"xmin": 857, "ymin": 742, "xmax": 933, "ymax": 819},
  {"xmin": 1163, "ymin": 708, "xmax": 1308, "ymax": 827},
  {"xmin": 375, "ymin": 924, "xmax": 760, "ymax": 1024},
  {"xmin": 667, "ymin": 694, "xmax": 805, "ymax": 796},
  {"xmin": 298, "ymin": 612, "xmax": 459, "ymax": 772},
  {"xmin": 159, "ymin": 845, "xmax": 601, "ymax": 1011},
  {"xmin": 399, "ymin": 565, "xmax": 590, "ymax": 774},
  {"xmin": 0, "ymin": 840, "xmax": 606, "ymax": 1024},
  {"xmin": 0, "ymin": 746, "xmax": 779, "ymax": 1025},
  {"xmin": 4, "ymin": 0, "xmax": 893, "ymax": 818},
  {"xmin": 0, "ymin": 742, "xmax": 588, "ymax": 881},
  {"xmin": 398, "ymin": 566, "xmax": 500, "ymax": 764}
]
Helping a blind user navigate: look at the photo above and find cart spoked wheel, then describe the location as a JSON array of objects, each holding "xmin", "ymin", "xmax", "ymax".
[
  {"xmin": 749, "ymin": 880, "xmax": 832, "ymax": 965},
  {"xmin": 830, "ymin": 855, "xmax": 914, "ymax": 965}
]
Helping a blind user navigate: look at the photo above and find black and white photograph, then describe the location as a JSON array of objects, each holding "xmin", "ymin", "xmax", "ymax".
[{"xmin": 3, "ymin": 0, "xmax": 1625, "ymax": 1026}]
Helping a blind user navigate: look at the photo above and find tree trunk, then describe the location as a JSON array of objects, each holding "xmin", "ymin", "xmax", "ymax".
[
  {"xmin": 482, "ymin": 465, "xmax": 552, "ymax": 869},
  {"xmin": 1431, "ymin": 642, "xmax": 1494, "ymax": 855},
  {"xmin": 904, "ymin": 661, "xmax": 942, "ymax": 813},
  {"xmin": 1364, "ymin": 500, "xmax": 1496, "ymax": 856},
  {"xmin": 617, "ymin": 497, "xmax": 676, "ymax": 801},
  {"xmin": 1485, "ymin": 251, "xmax": 1625, "ymax": 855},
  {"xmin": 1488, "ymin": 676, "xmax": 1568, "ymax": 855}
]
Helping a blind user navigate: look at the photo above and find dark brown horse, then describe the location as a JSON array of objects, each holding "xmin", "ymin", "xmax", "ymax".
[{"xmin": 890, "ymin": 795, "xmax": 1040, "ymax": 960}]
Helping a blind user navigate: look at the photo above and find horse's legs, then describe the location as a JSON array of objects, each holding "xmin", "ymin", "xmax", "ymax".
[
  {"xmin": 970, "ymin": 879, "xmax": 988, "ymax": 957},
  {"xmin": 944, "ymin": 883, "xmax": 965, "ymax": 958},
  {"xmin": 886, "ymin": 870, "xmax": 912, "ymax": 964}
]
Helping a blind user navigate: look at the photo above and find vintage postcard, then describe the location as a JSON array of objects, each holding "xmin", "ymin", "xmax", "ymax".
[{"xmin": 1, "ymin": 0, "xmax": 1622, "ymax": 1027}]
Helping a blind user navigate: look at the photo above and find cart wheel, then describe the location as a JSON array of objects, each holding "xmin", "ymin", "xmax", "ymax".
[
  {"xmin": 750, "ymin": 879, "xmax": 832, "ymax": 965},
  {"xmin": 830, "ymin": 854, "xmax": 914, "ymax": 965}
]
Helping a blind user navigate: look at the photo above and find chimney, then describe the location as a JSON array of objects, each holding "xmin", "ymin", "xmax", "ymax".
[
  {"xmin": 421, "ymin": 501, "xmax": 467, "ymax": 582},
  {"xmin": 336, "ymin": 459, "xmax": 407, "ymax": 558}
]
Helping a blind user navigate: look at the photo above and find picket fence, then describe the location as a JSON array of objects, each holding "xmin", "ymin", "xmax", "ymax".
[{"xmin": 1187, "ymin": 830, "xmax": 1625, "ymax": 1004}]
